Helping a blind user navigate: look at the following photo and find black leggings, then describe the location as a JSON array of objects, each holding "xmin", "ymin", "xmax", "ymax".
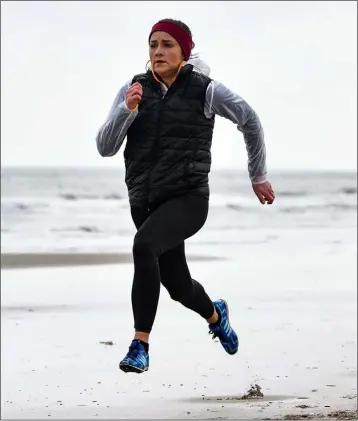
[{"xmin": 130, "ymin": 194, "xmax": 215, "ymax": 333}]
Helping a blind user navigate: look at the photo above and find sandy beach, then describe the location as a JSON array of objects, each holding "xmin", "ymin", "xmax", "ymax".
[{"xmin": 1, "ymin": 244, "xmax": 357, "ymax": 420}]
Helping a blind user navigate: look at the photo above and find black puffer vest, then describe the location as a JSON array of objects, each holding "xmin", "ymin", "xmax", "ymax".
[{"xmin": 124, "ymin": 64, "xmax": 215, "ymax": 208}]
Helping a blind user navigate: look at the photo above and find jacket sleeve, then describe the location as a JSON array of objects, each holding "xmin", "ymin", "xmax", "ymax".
[
  {"xmin": 96, "ymin": 80, "xmax": 138, "ymax": 157},
  {"xmin": 205, "ymin": 81, "xmax": 267, "ymax": 184}
]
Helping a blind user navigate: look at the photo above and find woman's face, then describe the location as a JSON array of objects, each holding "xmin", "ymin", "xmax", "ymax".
[{"xmin": 149, "ymin": 31, "xmax": 184, "ymax": 78}]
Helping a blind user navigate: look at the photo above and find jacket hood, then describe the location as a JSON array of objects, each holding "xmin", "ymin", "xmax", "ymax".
[{"xmin": 186, "ymin": 57, "xmax": 211, "ymax": 77}]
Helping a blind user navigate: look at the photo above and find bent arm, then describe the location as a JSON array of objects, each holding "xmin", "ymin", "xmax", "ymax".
[
  {"xmin": 205, "ymin": 81, "xmax": 267, "ymax": 184},
  {"xmin": 96, "ymin": 80, "xmax": 138, "ymax": 157}
]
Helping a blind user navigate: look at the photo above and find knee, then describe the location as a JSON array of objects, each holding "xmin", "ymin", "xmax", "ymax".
[
  {"xmin": 168, "ymin": 289, "xmax": 186, "ymax": 302},
  {"xmin": 165, "ymin": 280, "xmax": 193, "ymax": 303},
  {"xmin": 133, "ymin": 232, "xmax": 156, "ymax": 261}
]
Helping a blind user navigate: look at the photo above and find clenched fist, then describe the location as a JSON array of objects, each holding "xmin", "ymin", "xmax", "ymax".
[{"xmin": 126, "ymin": 82, "xmax": 143, "ymax": 111}]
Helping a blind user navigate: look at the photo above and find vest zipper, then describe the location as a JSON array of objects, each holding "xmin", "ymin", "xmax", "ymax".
[
  {"xmin": 146, "ymin": 95, "xmax": 165, "ymax": 206},
  {"xmin": 145, "ymin": 71, "xmax": 185, "ymax": 205}
]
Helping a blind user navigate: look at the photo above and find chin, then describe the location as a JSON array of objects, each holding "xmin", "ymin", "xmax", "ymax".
[
  {"xmin": 154, "ymin": 65, "xmax": 168, "ymax": 74},
  {"xmin": 155, "ymin": 65, "xmax": 169, "ymax": 75}
]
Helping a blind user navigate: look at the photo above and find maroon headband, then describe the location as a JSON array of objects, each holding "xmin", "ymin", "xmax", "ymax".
[{"xmin": 149, "ymin": 21, "xmax": 194, "ymax": 61}]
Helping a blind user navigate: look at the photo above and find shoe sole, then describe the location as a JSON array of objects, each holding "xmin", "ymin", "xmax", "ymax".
[
  {"xmin": 119, "ymin": 363, "xmax": 148, "ymax": 374},
  {"xmin": 217, "ymin": 298, "xmax": 238, "ymax": 355}
]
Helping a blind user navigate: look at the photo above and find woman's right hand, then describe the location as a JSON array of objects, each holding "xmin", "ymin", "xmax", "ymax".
[{"xmin": 126, "ymin": 82, "xmax": 143, "ymax": 111}]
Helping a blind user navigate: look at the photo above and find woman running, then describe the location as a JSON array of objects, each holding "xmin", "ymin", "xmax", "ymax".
[{"xmin": 96, "ymin": 18, "xmax": 275, "ymax": 373}]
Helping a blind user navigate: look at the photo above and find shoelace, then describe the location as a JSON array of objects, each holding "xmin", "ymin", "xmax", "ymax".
[{"xmin": 209, "ymin": 325, "xmax": 223, "ymax": 340}]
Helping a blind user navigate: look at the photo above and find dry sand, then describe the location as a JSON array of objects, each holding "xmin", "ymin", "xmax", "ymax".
[{"xmin": 1, "ymin": 247, "xmax": 357, "ymax": 419}]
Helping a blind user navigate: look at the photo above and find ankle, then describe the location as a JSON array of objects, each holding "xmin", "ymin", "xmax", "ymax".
[
  {"xmin": 134, "ymin": 331, "xmax": 149, "ymax": 343},
  {"xmin": 133, "ymin": 332, "xmax": 150, "ymax": 353},
  {"xmin": 207, "ymin": 307, "xmax": 220, "ymax": 325},
  {"xmin": 132, "ymin": 339, "xmax": 149, "ymax": 354}
]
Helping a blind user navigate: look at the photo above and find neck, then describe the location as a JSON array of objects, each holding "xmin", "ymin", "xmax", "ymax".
[{"xmin": 162, "ymin": 74, "xmax": 176, "ymax": 87}]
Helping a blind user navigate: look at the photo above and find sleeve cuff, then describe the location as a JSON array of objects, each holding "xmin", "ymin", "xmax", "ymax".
[
  {"xmin": 122, "ymin": 101, "xmax": 138, "ymax": 113},
  {"xmin": 251, "ymin": 175, "xmax": 267, "ymax": 184}
]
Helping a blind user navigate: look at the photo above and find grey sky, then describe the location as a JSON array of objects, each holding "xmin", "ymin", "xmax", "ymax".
[{"xmin": 1, "ymin": 1, "xmax": 356, "ymax": 171}]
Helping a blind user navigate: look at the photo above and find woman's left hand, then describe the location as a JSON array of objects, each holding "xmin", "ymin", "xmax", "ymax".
[{"xmin": 252, "ymin": 181, "xmax": 275, "ymax": 205}]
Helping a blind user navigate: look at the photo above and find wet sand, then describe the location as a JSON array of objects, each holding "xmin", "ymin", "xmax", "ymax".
[
  {"xmin": 1, "ymin": 245, "xmax": 357, "ymax": 419},
  {"xmin": 1, "ymin": 252, "xmax": 224, "ymax": 270}
]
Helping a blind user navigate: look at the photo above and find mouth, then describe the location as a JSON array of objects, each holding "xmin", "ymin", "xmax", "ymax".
[{"xmin": 155, "ymin": 60, "xmax": 166, "ymax": 65}]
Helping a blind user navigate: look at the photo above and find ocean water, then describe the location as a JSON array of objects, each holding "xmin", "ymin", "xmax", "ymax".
[{"xmin": 1, "ymin": 167, "xmax": 356, "ymax": 254}]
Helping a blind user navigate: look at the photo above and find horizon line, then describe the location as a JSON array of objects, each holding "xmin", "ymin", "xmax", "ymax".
[{"xmin": 1, "ymin": 165, "xmax": 356, "ymax": 174}]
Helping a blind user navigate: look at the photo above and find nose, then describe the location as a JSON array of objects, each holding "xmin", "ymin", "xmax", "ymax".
[{"xmin": 154, "ymin": 46, "xmax": 164, "ymax": 57}]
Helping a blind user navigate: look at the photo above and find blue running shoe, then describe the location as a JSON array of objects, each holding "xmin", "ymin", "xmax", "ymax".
[
  {"xmin": 209, "ymin": 299, "xmax": 239, "ymax": 355},
  {"xmin": 119, "ymin": 340, "xmax": 149, "ymax": 373}
]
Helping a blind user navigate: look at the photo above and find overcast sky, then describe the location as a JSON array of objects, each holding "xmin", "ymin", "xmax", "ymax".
[{"xmin": 1, "ymin": 1, "xmax": 356, "ymax": 171}]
